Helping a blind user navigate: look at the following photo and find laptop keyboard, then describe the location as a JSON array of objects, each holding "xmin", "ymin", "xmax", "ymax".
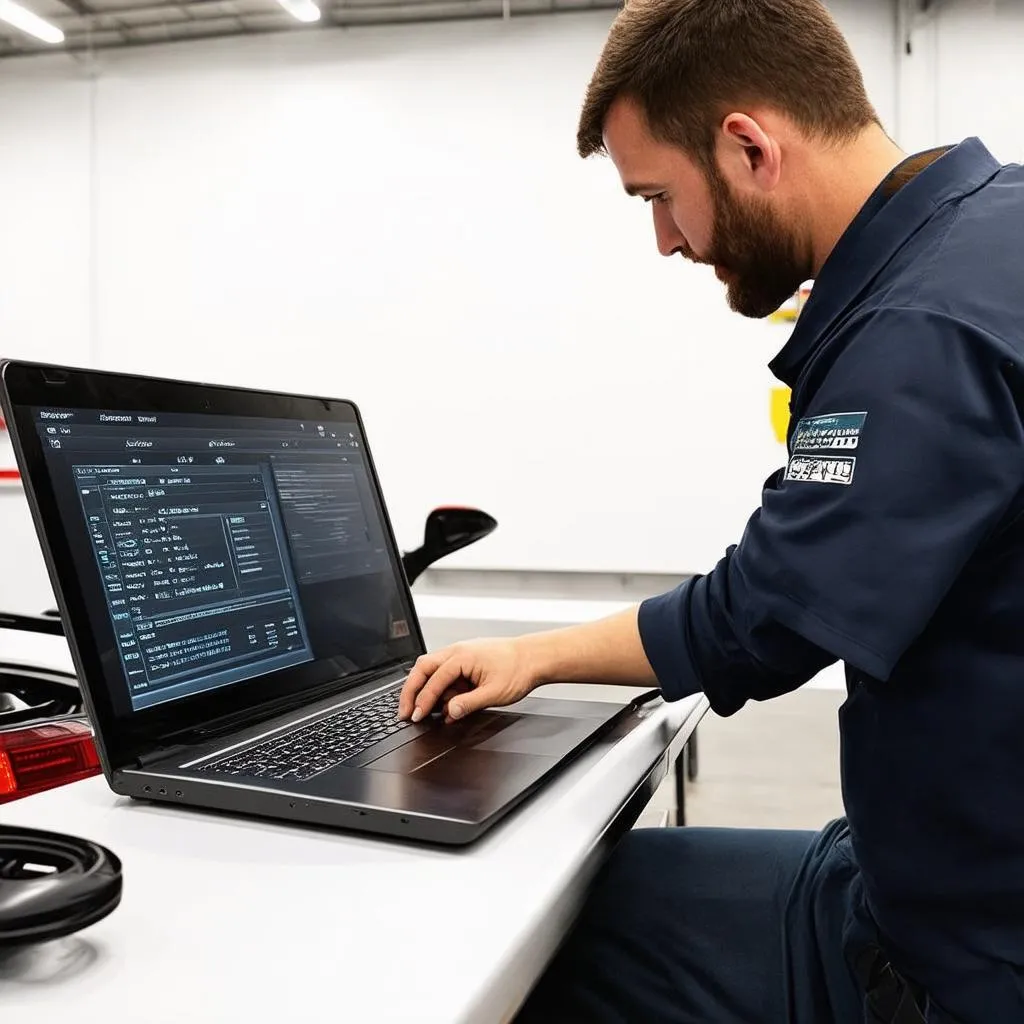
[{"xmin": 196, "ymin": 688, "xmax": 411, "ymax": 782}]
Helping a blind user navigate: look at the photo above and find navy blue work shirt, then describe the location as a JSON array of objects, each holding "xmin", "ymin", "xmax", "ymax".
[{"xmin": 639, "ymin": 138, "xmax": 1024, "ymax": 1021}]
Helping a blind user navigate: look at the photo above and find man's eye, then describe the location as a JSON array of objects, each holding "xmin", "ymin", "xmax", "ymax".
[{"xmin": 643, "ymin": 194, "xmax": 669, "ymax": 205}]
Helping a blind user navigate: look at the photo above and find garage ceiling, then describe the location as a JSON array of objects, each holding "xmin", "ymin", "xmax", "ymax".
[{"xmin": 0, "ymin": 0, "xmax": 619, "ymax": 59}]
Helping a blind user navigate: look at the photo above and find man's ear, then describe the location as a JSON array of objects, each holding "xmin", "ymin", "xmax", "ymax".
[{"xmin": 717, "ymin": 113, "xmax": 782, "ymax": 193}]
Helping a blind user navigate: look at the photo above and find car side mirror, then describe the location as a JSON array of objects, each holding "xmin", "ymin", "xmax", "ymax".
[{"xmin": 401, "ymin": 507, "xmax": 497, "ymax": 586}]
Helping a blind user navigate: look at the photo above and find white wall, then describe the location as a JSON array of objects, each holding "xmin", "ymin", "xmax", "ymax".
[
  {"xmin": 933, "ymin": 0, "xmax": 1024, "ymax": 163},
  {"xmin": 896, "ymin": 0, "xmax": 1024, "ymax": 163},
  {"xmin": 0, "ymin": 62, "xmax": 93, "ymax": 363}
]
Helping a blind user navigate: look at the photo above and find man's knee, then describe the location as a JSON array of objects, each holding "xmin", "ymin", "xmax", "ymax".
[{"xmin": 577, "ymin": 828, "xmax": 688, "ymax": 919}]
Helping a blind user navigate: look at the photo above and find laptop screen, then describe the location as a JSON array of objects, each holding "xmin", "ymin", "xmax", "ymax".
[{"xmin": 31, "ymin": 405, "xmax": 420, "ymax": 713}]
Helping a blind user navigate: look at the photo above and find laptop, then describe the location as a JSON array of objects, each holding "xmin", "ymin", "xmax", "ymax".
[{"xmin": 0, "ymin": 360, "xmax": 646, "ymax": 844}]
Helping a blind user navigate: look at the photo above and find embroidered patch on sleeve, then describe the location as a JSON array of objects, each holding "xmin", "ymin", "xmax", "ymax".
[
  {"xmin": 785, "ymin": 454, "xmax": 856, "ymax": 486},
  {"xmin": 792, "ymin": 411, "xmax": 866, "ymax": 452}
]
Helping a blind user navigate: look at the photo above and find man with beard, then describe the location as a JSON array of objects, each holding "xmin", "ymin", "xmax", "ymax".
[{"xmin": 399, "ymin": 1, "xmax": 1024, "ymax": 1021}]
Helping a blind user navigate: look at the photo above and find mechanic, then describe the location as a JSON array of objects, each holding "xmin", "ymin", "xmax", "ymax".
[{"xmin": 399, "ymin": 1, "xmax": 1024, "ymax": 1021}]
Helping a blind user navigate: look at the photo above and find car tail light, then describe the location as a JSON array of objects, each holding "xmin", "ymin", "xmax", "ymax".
[{"xmin": 0, "ymin": 721, "xmax": 100, "ymax": 803}]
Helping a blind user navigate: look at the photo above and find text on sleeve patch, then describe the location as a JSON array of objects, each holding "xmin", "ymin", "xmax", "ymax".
[{"xmin": 792, "ymin": 411, "xmax": 867, "ymax": 452}]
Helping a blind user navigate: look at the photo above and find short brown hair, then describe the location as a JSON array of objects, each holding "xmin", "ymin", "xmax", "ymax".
[{"xmin": 578, "ymin": 0, "xmax": 879, "ymax": 168}]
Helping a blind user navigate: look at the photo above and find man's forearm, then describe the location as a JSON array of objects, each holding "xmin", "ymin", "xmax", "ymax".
[{"xmin": 523, "ymin": 606, "xmax": 659, "ymax": 688}]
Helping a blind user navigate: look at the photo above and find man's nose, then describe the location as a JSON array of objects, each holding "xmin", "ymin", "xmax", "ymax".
[{"xmin": 652, "ymin": 203, "xmax": 685, "ymax": 258}]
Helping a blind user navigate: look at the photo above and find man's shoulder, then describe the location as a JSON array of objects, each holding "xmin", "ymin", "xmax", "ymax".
[
  {"xmin": 876, "ymin": 162, "xmax": 1024, "ymax": 348},
  {"xmin": 810, "ymin": 302, "xmax": 1022, "ymax": 412},
  {"xmin": 833, "ymin": 303, "xmax": 1012, "ymax": 364}
]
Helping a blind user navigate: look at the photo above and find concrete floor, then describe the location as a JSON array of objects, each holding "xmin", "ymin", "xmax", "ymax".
[{"xmin": 667, "ymin": 686, "xmax": 846, "ymax": 830}]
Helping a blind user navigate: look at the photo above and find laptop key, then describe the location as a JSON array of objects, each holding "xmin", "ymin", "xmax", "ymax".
[{"xmin": 197, "ymin": 688, "xmax": 409, "ymax": 782}]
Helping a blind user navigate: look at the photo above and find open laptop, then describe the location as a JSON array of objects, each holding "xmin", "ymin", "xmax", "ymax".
[{"xmin": 0, "ymin": 360, "xmax": 647, "ymax": 844}]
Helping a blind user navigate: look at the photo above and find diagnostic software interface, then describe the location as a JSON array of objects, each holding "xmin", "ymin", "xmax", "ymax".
[{"xmin": 34, "ymin": 408, "xmax": 418, "ymax": 712}]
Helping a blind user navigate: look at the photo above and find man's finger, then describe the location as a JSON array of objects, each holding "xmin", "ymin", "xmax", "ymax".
[
  {"xmin": 399, "ymin": 652, "xmax": 444, "ymax": 720},
  {"xmin": 410, "ymin": 655, "xmax": 470, "ymax": 722},
  {"xmin": 446, "ymin": 683, "xmax": 502, "ymax": 722},
  {"xmin": 439, "ymin": 680, "xmax": 472, "ymax": 717}
]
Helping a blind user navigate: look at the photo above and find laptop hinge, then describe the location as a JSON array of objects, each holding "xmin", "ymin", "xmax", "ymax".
[{"xmin": 135, "ymin": 743, "xmax": 191, "ymax": 769}]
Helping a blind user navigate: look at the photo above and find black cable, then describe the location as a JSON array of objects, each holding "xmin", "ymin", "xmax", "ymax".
[
  {"xmin": 0, "ymin": 826, "xmax": 122, "ymax": 945},
  {"xmin": 0, "ymin": 663, "xmax": 82, "ymax": 724},
  {"xmin": 0, "ymin": 613, "xmax": 65, "ymax": 637},
  {"xmin": 0, "ymin": 662, "xmax": 76, "ymax": 681}
]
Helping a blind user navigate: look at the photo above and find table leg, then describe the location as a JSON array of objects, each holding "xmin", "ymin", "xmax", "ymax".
[{"xmin": 674, "ymin": 747, "xmax": 686, "ymax": 826}]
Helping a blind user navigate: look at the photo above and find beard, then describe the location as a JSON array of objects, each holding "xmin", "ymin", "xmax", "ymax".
[{"xmin": 694, "ymin": 169, "xmax": 813, "ymax": 319}]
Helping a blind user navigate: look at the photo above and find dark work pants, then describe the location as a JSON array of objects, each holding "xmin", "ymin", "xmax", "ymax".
[{"xmin": 516, "ymin": 819, "xmax": 868, "ymax": 1024}]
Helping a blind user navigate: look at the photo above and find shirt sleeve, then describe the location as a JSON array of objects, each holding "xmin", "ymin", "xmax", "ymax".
[
  {"xmin": 638, "ymin": 550, "xmax": 838, "ymax": 715},
  {"xmin": 638, "ymin": 306, "xmax": 1024, "ymax": 712}
]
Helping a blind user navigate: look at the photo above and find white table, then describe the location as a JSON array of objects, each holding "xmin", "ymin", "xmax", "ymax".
[{"xmin": 0, "ymin": 630, "xmax": 706, "ymax": 1024}]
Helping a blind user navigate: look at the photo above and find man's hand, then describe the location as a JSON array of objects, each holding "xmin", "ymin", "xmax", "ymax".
[
  {"xmin": 397, "ymin": 606, "xmax": 659, "ymax": 725},
  {"xmin": 398, "ymin": 638, "xmax": 541, "ymax": 723}
]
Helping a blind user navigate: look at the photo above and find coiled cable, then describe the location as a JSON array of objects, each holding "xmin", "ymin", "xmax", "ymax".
[{"xmin": 0, "ymin": 826, "xmax": 122, "ymax": 945}]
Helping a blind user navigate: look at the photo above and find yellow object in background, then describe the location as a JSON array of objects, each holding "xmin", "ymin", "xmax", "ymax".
[
  {"xmin": 768, "ymin": 283, "xmax": 814, "ymax": 324},
  {"xmin": 770, "ymin": 387, "xmax": 791, "ymax": 444},
  {"xmin": 768, "ymin": 301, "xmax": 799, "ymax": 324},
  {"xmin": 767, "ymin": 283, "xmax": 811, "ymax": 442}
]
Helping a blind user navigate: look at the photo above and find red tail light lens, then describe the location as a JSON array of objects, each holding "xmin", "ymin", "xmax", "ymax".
[{"xmin": 0, "ymin": 721, "xmax": 100, "ymax": 802}]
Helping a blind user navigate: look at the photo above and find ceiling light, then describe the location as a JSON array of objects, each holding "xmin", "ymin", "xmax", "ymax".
[
  {"xmin": 277, "ymin": 0, "xmax": 321, "ymax": 22},
  {"xmin": 0, "ymin": 0, "xmax": 64, "ymax": 43}
]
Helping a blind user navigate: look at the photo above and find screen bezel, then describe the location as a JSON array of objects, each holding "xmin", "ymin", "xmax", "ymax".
[{"xmin": 0, "ymin": 360, "xmax": 426, "ymax": 772}]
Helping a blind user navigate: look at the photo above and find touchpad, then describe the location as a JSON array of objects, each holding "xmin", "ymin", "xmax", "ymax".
[
  {"xmin": 472, "ymin": 714, "xmax": 598, "ymax": 755},
  {"xmin": 365, "ymin": 712, "xmax": 525, "ymax": 774}
]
